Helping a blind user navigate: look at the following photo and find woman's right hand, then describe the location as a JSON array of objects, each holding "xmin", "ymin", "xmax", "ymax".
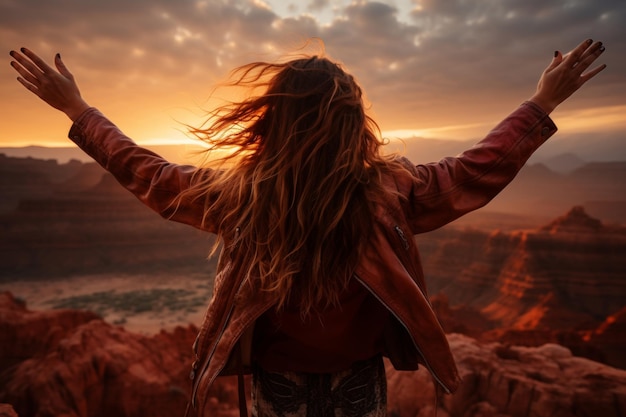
[
  {"xmin": 9, "ymin": 47, "xmax": 90, "ymax": 121},
  {"xmin": 529, "ymin": 39, "xmax": 606, "ymax": 114}
]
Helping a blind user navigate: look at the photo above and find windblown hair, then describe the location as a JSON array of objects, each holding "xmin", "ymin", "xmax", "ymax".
[{"xmin": 181, "ymin": 54, "xmax": 407, "ymax": 315}]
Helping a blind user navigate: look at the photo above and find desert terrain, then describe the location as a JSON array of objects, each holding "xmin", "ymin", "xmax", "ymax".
[{"xmin": 1, "ymin": 153, "xmax": 625, "ymax": 417}]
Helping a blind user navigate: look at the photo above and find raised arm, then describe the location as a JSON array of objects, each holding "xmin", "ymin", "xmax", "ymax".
[
  {"xmin": 9, "ymin": 48, "xmax": 215, "ymax": 232},
  {"xmin": 399, "ymin": 39, "xmax": 606, "ymax": 233}
]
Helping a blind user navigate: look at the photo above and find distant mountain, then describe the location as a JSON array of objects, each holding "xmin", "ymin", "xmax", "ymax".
[
  {"xmin": 386, "ymin": 130, "xmax": 625, "ymax": 168},
  {"xmin": 2, "ymin": 152, "xmax": 625, "ymax": 224},
  {"xmin": 483, "ymin": 160, "xmax": 626, "ymax": 223},
  {"xmin": 530, "ymin": 130, "xmax": 626, "ymax": 164},
  {"xmin": 385, "ymin": 137, "xmax": 476, "ymax": 164},
  {"xmin": 2, "ymin": 128, "xmax": 624, "ymax": 167},
  {"xmin": 569, "ymin": 160, "xmax": 626, "ymax": 182},
  {"xmin": 0, "ymin": 144, "xmax": 205, "ymax": 165},
  {"xmin": 539, "ymin": 152, "xmax": 586, "ymax": 173},
  {"xmin": 0, "ymin": 146, "xmax": 92, "ymax": 163}
]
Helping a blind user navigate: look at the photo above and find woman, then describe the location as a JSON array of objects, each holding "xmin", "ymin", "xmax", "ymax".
[{"xmin": 9, "ymin": 39, "xmax": 605, "ymax": 417}]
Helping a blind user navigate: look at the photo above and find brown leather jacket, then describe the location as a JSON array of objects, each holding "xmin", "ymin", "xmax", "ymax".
[{"xmin": 68, "ymin": 101, "xmax": 556, "ymax": 416}]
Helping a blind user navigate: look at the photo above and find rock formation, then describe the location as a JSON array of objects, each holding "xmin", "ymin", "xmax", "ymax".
[
  {"xmin": 417, "ymin": 207, "xmax": 626, "ymax": 369},
  {"xmin": 0, "ymin": 293, "xmax": 100, "ymax": 373},
  {"xmin": 2, "ymin": 153, "xmax": 625, "ymax": 415},
  {"xmin": 0, "ymin": 154, "xmax": 88, "ymax": 213},
  {"xmin": 2, "ymin": 292, "xmax": 626, "ymax": 417},
  {"xmin": 0, "ymin": 170, "xmax": 215, "ymax": 279},
  {"xmin": 0, "ymin": 292, "xmax": 197, "ymax": 417},
  {"xmin": 540, "ymin": 205, "xmax": 603, "ymax": 233},
  {"xmin": 423, "ymin": 206, "xmax": 626, "ymax": 327},
  {"xmin": 0, "ymin": 404, "xmax": 18, "ymax": 417},
  {"xmin": 386, "ymin": 334, "xmax": 626, "ymax": 417},
  {"xmin": 582, "ymin": 306, "xmax": 626, "ymax": 369},
  {"xmin": 429, "ymin": 293, "xmax": 494, "ymax": 339}
]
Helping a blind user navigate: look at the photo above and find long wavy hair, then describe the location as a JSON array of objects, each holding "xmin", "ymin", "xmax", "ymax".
[{"xmin": 181, "ymin": 54, "xmax": 407, "ymax": 315}]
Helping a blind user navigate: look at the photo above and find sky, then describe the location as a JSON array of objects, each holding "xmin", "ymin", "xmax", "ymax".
[{"xmin": 1, "ymin": 0, "xmax": 625, "ymax": 153}]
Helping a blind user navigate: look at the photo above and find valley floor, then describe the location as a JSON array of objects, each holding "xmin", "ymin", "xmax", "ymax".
[{"xmin": 0, "ymin": 272, "xmax": 212, "ymax": 335}]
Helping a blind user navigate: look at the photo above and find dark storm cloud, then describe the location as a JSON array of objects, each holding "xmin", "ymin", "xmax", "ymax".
[
  {"xmin": 323, "ymin": 2, "xmax": 419, "ymax": 64},
  {"xmin": 2, "ymin": 0, "xmax": 624, "ymax": 132},
  {"xmin": 399, "ymin": 0, "xmax": 626, "ymax": 110}
]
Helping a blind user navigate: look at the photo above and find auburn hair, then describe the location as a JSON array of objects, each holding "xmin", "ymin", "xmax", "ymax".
[{"xmin": 180, "ymin": 54, "xmax": 407, "ymax": 315}]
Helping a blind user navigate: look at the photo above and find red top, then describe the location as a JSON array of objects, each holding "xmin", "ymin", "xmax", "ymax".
[{"xmin": 253, "ymin": 278, "xmax": 390, "ymax": 373}]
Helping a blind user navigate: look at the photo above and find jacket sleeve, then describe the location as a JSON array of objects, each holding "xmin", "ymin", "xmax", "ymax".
[
  {"xmin": 68, "ymin": 107, "xmax": 216, "ymax": 233},
  {"xmin": 399, "ymin": 101, "xmax": 557, "ymax": 234}
]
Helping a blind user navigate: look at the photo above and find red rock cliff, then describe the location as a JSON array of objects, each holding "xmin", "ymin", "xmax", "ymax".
[
  {"xmin": 2, "ymin": 291, "xmax": 626, "ymax": 417},
  {"xmin": 421, "ymin": 207, "xmax": 625, "ymax": 327},
  {"xmin": 0, "ymin": 292, "xmax": 197, "ymax": 417}
]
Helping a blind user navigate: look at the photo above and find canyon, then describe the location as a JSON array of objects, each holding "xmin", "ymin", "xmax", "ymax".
[
  {"xmin": 418, "ymin": 205, "xmax": 626, "ymax": 370},
  {"xmin": 1, "ymin": 292, "xmax": 625, "ymax": 417},
  {"xmin": 1, "ymin": 154, "xmax": 625, "ymax": 416},
  {"xmin": 0, "ymin": 154, "xmax": 213, "ymax": 279}
]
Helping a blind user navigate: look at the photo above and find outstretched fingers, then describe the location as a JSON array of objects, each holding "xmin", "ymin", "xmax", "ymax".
[
  {"xmin": 580, "ymin": 61, "xmax": 607, "ymax": 84},
  {"xmin": 54, "ymin": 53, "xmax": 75, "ymax": 80},
  {"xmin": 9, "ymin": 50, "xmax": 43, "ymax": 84},
  {"xmin": 566, "ymin": 40, "xmax": 605, "ymax": 74},
  {"xmin": 9, "ymin": 48, "xmax": 67, "ymax": 93},
  {"xmin": 562, "ymin": 38, "xmax": 594, "ymax": 68},
  {"xmin": 557, "ymin": 39, "xmax": 606, "ymax": 88},
  {"xmin": 10, "ymin": 59, "xmax": 39, "ymax": 87},
  {"xmin": 579, "ymin": 40, "xmax": 605, "ymax": 62},
  {"xmin": 576, "ymin": 42, "xmax": 606, "ymax": 80},
  {"xmin": 9, "ymin": 54, "xmax": 48, "ymax": 101},
  {"xmin": 529, "ymin": 38, "xmax": 606, "ymax": 114},
  {"xmin": 20, "ymin": 47, "xmax": 55, "ymax": 74},
  {"xmin": 8, "ymin": 47, "xmax": 89, "ymax": 120}
]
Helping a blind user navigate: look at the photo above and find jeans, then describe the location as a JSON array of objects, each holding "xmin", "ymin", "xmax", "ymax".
[{"xmin": 251, "ymin": 355, "xmax": 387, "ymax": 417}]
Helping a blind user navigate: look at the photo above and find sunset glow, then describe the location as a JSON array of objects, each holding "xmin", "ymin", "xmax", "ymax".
[
  {"xmin": 1, "ymin": 0, "xmax": 624, "ymax": 159},
  {"xmin": 1, "ymin": 5, "xmax": 625, "ymax": 416}
]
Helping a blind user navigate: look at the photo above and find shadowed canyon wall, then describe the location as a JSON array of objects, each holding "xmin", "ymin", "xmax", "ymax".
[
  {"xmin": 419, "ymin": 206, "xmax": 626, "ymax": 369},
  {"xmin": 0, "ymin": 155, "xmax": 214, "ymax": 278},
  {"xmin": 1, "ymin": 154, "xmax": 625, "ymax": 416}
]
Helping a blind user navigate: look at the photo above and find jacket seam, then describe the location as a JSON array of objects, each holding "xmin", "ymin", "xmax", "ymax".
[
  {"xmin": 71, "ymin": 112, "xmax": 202, "ymax": 212},
  {"xmin": 412, "ymin": 112, "xmax": 552, "ymax": 202}
]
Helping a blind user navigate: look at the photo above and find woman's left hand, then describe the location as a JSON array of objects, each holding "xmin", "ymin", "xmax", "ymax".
[
  {"xmin": 529, "ymin": 39, "xmax": 606, "ymax": 114},
  {"xmin": 9, "ymin": 47, "xmax": 90, "ymax": 121}
]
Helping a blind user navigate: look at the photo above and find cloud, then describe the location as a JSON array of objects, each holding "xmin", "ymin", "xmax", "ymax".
[
  {"xmin": 307, "ymin": 0, "xmax": 330, "ymax": 13},
  {"xmin": 2, "ymin": 0, "xmax": 624, "ymax": 140}
]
